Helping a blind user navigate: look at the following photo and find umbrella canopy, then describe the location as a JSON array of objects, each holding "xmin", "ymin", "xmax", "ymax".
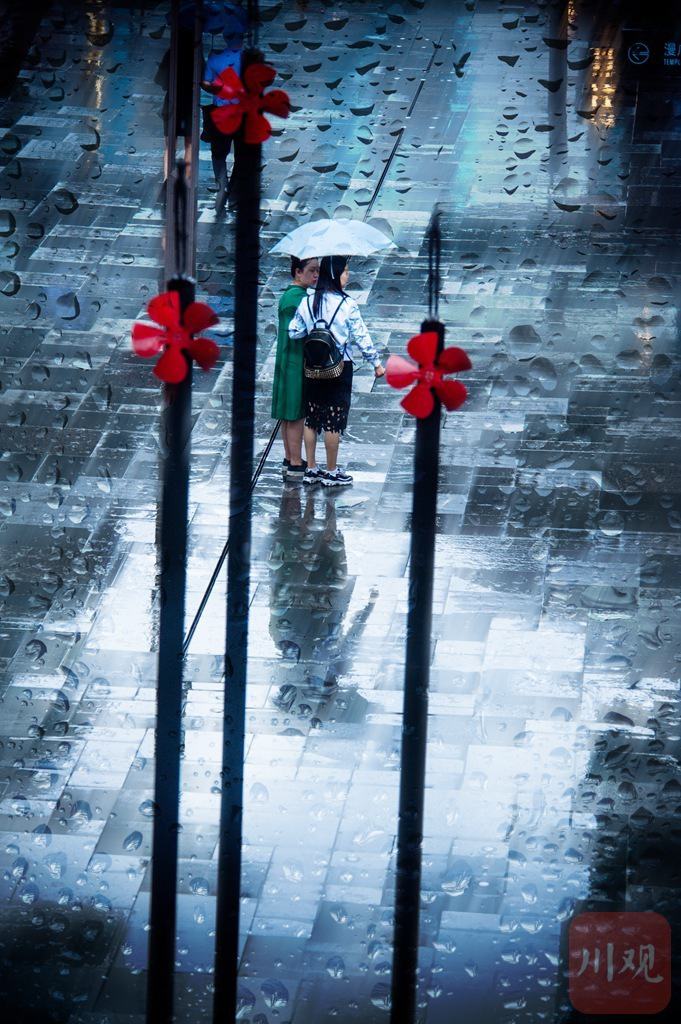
[
  {"xmin": 168, "ymin": 1, "xmax": 248, "ymax": 37},
  {"xmin": 269, "ymin": 218, "xmax": 396, "ymax": 259}
]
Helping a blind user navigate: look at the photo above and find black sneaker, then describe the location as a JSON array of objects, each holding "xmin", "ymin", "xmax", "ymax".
[
  {"xmin": 303, "ymin": 467, "xmax": 323, "ymax": 485},
  {"xmin": 285, "ymin": 462, "xmax": 306, "ymax": 483},
  {"xmin": 282, "ymin": 458, "xmax": 290, "ymax": 477},
  {"xmin": 321, "ymin": 467, "xmax": 353, "ymax": 487}
]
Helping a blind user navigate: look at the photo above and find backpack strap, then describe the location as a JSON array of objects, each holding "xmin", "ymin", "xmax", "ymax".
[
  {"xmin": 307, "ymin": 293, "xmax": 328, "ymax": 328},
  {"xmin": 327, "ymin": 296, "xmax": 346, "ymax": 329},
  {"xmin": 307, "ymin": 294, "xmax": 346, "ymax": 330}
]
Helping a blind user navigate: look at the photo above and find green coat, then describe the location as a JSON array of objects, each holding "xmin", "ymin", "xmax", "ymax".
[{"xmin": 271, "ymin": 284, "xmax": 307, "ymax": 420}]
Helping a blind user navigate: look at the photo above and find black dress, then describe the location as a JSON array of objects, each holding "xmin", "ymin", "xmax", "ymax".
[{"xmin": 305, "ymin": 361, "xmax": 353, "ymax": 435}]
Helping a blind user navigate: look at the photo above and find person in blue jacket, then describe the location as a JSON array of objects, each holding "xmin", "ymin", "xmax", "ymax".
[{"xmin": 201, "ymin": 6, "xmax": 248, "ymax": 211}]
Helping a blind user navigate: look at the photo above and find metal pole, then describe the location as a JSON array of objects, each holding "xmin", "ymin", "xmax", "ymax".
[
  {"xmin": 164, "ymin": 0, "xmax": 180, "ymax": 275},
  {"xmin": 146, "ymin": 275, "xmax": 195, "ymax": 1024},
  {"xmin": 146, "ymin": 0, "xmax": 201, "ymax": 1019},
  {"xmin": 390, "ymin": 317, "xmax": 444, "ymax": 1024},
  {"xmin": 213, "ymin": 46, "xmax": 263, "ymax": 1024},
  {"xmin": 187, "ymin": 0, "xmax": 203, "ymax": 270}
]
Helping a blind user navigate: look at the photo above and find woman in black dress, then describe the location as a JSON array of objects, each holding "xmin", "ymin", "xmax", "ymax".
[{"xmin": 288, "ymin": 255, "xmax": 385, "ymax": 488}]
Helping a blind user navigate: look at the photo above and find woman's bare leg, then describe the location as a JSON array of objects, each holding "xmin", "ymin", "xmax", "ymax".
[
  {"xmin": 287, "ymin": 418, "xmax": 304, "ymax": 465},
  {"xmin": 281, "ymin": 421, "xmax": 292, "ymax": 462},
  {"xmin": 324, "ymin": 430, "xmax": 340, "ymax": 472},
  {"xmin": 304, "ymin": 424, "xmax": 318, "ymax": 469}
]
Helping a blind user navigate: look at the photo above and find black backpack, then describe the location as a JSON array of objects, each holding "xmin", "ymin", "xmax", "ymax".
[{"xmin": 303, "ymin": 296, "xmax": 346, "ymax": 380}]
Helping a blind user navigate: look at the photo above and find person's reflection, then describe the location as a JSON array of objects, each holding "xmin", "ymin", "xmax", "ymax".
[
  {"xmin": 155, "ymin": 27, "xmax": 195, "ymax": 186},
  {"xmin": 268, "ymin": 486, "xmax": 376, "ymax": 710}
]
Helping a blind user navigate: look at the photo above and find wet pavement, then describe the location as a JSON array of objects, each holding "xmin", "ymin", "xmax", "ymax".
[{"xmin": 1, "ymin": 0, "xmax": 681, "ymax": 1022}]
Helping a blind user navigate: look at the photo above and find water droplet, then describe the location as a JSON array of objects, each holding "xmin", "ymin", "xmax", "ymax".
[
  {"xmin": 250, "ymin": 782, "xmax": 269, "ymax": 803},
  {"xmin": 123, "ymin": 831, "xmax": 143, "ymax": 852},
  {"xmin": 236, "ymin": 984, "xmax": 256, "ymax": 1018},
  {"xmin": 277, "ymin": 640, "xmax": 300, "ymax": 661},
  {"xmin": 598, "ymin": 511, "xmax": 624, "ymax": 537},
  {"xmin": 96, "ymin": 466, "xmax": 112, "ymax": 493},
  {"xmin": 11, "ymin": 857, "xmax": 28, "ymax": 879},
  {"xmin": 56, "ymin": 292, "xmax": 80, "ymax": 320},
  {"xmin": 282, "ymin": 860, "xmax": 304, "ymax": 883},
  {"xmin": 0, "ymin": 133, "xmax": 21, "ymax": 155},
  {"xmin": 507, "ymin": 324, "xmax": 542, "ymax": 359},
  {"xmin": 326, "ymin": 954, "xmax": 345, "ymax": 978},
  {"xmin": 43, "ymin": 852, "xmax": 67, "ymax": 879},
  {"xmin": 261, "ymin": 979, "xmax": 289, "ymax": 1009},
  {"xmin": 19, "ymin": 883, "xmax": 40, "ymax": 904},
  {"xmin": 189, "ymin": 877, "xmax": 210, "ymax": 895},
  {"xmin": 0, "ymin": 210, "xmax": 16, "ymax": 236},
  {"xmin": 70, "ymin": 800, "xmax": 92, "ymax": 822},
  {"xmin": 53, "ymin": 189, "xmax": 78, "ymax": 215},
  {"xmin": 311, "ymin": 143, "xmax": 339, "ymax": 173},
  {"xmin": 521, "ymin": 883, "xmax": 538, "ymax": 904},
  {"xmin": 370, "ymin": 983, "xmax": 391, "ymax": 1009},
  {"xmin": 0, "ymin": 270, "xmax": 20, "ymax": 295},
  {"xmin": 441, "ymin": 862, "xmax": 472, "ymax": 895},
  {"xmin": 89, "ymin": 853, "xmax": 111, "ymax": 875},
  {"xmin": 24, "ymin": 639, "xmax": 47, "ymax": 662},
  {"xmin": 32, "ymin": 825, "xmax": 52, "ymax": 847}
]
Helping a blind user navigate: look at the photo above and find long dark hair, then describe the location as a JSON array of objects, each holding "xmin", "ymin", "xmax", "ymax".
[{"xmin": 312, "ymin": 255, "xmax": 348, "ymax": 318}]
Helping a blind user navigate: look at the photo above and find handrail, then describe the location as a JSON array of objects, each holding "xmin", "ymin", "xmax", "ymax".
[{"xmin": 182, "ymin": 419, "xmax": 281, "ymax": 654}]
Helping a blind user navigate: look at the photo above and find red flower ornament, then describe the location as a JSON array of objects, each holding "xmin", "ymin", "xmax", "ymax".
[
  {"xmin": 211, "ymin": 64, "xmax": 290, "ymax": 144},
  {"xmin": 132, "ymin": 291, "xmax": 220, "ymax": 383},
  {"xmin": 386, "ymin": 332, "xmax": 472, "ymax": 418}
]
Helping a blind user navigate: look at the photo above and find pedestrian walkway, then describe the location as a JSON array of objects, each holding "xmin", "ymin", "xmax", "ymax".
[{"xmin": 1, "ymin": 1, "xmax": 681, "ymax": 1022}]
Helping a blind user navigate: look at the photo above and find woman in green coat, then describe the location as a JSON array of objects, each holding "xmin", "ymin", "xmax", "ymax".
[{"xmin": 271, "ymin": 256, "xmax": 319, "ymax": 481}]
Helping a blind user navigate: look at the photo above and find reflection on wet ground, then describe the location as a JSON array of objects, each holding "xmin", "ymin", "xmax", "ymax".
[{"xmin": 1, "ymin": 0, "xmax": 681, "ymax": 1021}]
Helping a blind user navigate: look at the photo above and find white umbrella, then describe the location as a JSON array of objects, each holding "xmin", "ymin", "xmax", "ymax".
[{"xmin": 269, "ymin": 218, "xmax": 396, "ymax": 259}]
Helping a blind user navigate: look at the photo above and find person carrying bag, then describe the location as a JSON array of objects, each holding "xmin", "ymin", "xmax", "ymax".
[{"xmin": 288, "ymin": 254, "xmax": 385, "ymax": 488}]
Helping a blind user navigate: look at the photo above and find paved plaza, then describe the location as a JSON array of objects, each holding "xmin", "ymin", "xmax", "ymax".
[{"xmin": 1, "ymin": 0, "xmax": 680, "ymax": 1021}]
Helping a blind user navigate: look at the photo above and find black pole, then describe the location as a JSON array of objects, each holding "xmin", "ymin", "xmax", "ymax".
[
  {"xmin": 390, "ymin": 315, "xmax": 444, "ymax": 1024},
  {"xmin": 164, "ymin": 0, "xmax": 179, "ymax": 259},
  {"xmin": 212, "ymin": 49, "xmax": 263, "ymax": 1024},
  {"xmin": 146, "ymin": 273, "xmax": 194, "ymax": 1024},
  {"xmin": 548, "ymin": 0, "xmax": 568, "ymax": 177},
  {"xmin": 146, "ymin": 0, "xmax": 201, "ymax": 1017}
]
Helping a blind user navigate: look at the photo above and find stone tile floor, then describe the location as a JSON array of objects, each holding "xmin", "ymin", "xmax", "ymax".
[{"xmin": 1, "ymin": 0, "xmax": 681, "ymax": 1021}]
